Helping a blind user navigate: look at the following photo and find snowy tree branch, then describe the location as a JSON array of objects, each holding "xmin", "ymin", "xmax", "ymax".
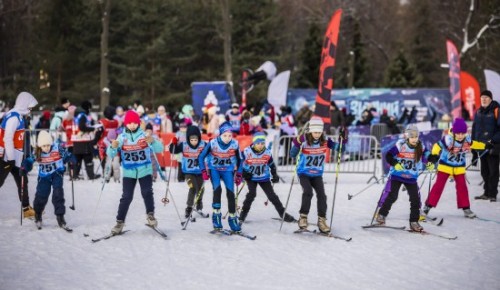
[{"xmin": 460, "ymin": 0, "xmax": 500, "ymax": 56}]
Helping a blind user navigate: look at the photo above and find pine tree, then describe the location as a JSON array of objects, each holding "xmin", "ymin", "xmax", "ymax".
[
  {"xmin": 383, "ymin": 49, "xmax": 422, "ymax": 88},
  {"xmin": 296, "ymin": 22, "xmax": 322, "ymax": 88},
  {"xmin": 351, "ymin": 20, "xmax": 368, "ymax": 88}
]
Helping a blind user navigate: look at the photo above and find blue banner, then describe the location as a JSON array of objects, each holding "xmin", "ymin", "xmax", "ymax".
[
  {"xmin": 380, "ymin": 129, "xmax": 443, "ymax": 175},
  {"xmin": 345, "ymin": 125, "xmax": 370, "ymax": 154},
  {"xmin": 191, "ymin": 82, "xmax": 233, "ymax": 118},
  {"xmin": 287, "ymin": 88, "xmax": 451, "ymax": 126}
]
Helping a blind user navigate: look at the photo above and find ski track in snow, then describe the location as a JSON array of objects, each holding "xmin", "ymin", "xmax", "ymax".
[{"xmin": 0, "ymin": 169, "xmax": 499, "ymax": 290}]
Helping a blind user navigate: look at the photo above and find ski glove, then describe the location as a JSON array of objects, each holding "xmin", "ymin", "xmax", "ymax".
[
  {"xmin": 235, "ymin": 172, "xmax": 243, "ymax": 186},
  {"xmin": 20, "ymin": 157, "xmax": 34, "ymax": 175},
  {"xmin": 271, "ymin": 174, "xmax": 280, "ymax": 183},
  {"xmin": 426, "ymin": 162, "xmax": 435, "ymax": 171},
  {"xmin": 201, "ymin": 169, "xmax": 210, "ymax": 181},
  {"xmin": 338, "ymin": 126, "xmax": 348, "ymax": 144},
  {"xmin": 394, "ymin": 163, "xmax": 404, "ymax": 171},
  {"xmin": 242, "ymin": 170, "xmax": 253, "ymax": 180},
  {"xmin": 486, "ymin": 140, "xmax": 494, "ymax": 150}
]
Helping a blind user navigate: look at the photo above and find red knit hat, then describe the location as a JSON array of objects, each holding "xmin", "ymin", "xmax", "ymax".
[{"xmin": 123, "ymin": 110, "xmax": 141, "ymax": 126}]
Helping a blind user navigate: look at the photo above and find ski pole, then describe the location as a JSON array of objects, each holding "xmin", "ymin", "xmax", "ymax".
[
  {"xmin": 83, "ymin": 165, "xmax": 110, "ymax": 237},
  {"xmin": 223, "ymin": 181, "xmax": 246, "ymax": 219},
  {"xmin": 369, "ymin": 177, "xmax": 391, "ymax": 225},
  {"xmin": 329, "ymin": 138, "xmax": 343, "ymax": 230},
  {"xmin": 279, "ymin": 137, "xmax": 304, "ymax": 232},
  {"xmin": 182, "ymin": 184, "xmax": 205, "ymax": 230},
  {"xmin": 279, "ymin": 174, "xmax": 295, "ymax": 231},
  {"xmin": 161, "ymin": 146, "xmax": 174, "ymax": 206},
  {"xmin": 69, "ymin": 167, "xmax": 75, "ymax": 210},
  {"xmin": 465, "ymin": 149, "xmax": 489, "ymax": 170},
  {"xmin": 347, "ymin": 179, "xmax": 379, "ymax": 200},
  {"xmin": 152, "ymin": 146, "xmax": 182, "ymax": 223},
  {"xmin": 20, "ymin": 174, "xmax": 24, "ymax": 226}
]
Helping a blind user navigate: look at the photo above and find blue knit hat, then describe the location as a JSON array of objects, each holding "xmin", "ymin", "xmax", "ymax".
[
  {"xmin": 252, "ymin": 132, "xmax": 266, "ymax": 144},
  {"xmin": 219, "ymin": 121, "xmax": 232, "ymax": 135}
]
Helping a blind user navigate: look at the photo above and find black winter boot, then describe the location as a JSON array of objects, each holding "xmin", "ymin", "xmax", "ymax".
[{"xmin": 56, "ymin": 215, "xmax": 66, "ymax": 227}]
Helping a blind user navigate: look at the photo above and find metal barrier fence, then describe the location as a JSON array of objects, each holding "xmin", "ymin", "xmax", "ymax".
[{"xmin": 272, "ymin": 135, "xmax": 379, "ymax": 182}]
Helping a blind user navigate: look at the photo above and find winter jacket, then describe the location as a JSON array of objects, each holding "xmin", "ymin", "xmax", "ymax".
[
  {"xmin": 472, "ymin": 101, "xmax": 500, "ymax": 154},
  {"xmin": 432, "ymin": 134, "xmax": 485, "ymax": 175},
  {"xmin": 0, "ymin": 92, "xmax": 37, "ymax": 166},
  {"xmin": 106, "ymin": 128, "xmax": 164, "ymax": 179}
]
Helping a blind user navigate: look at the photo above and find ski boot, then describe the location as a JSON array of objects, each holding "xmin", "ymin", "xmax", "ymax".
[
  {"xmin": 184, "ymin": 207, "xmax": 193, "ymax": 219},
  {"xmin": 228, "ymin": 213, "xmax": 241, "ymax": 232},
  {"xmin": 111, "ymin": 220, "xmax": 124, "ymax": 235},
  {"xmin": 376, "ymin": 214, "xmax": 386, "ymax": 225},
  {"xmin": 212, "ymin": 209, "xmax": 222, "ymax": 230},
  {"xmin": 56, "ymin": 215, "xmax": 67, "ymax": 227},
  {"xmin": 23, "ymin": 206, "xmax": 35, "ymax": 219},
  {"xmin": 238, "ymin": 210, "xmax": 248, "ymax": 225},
  {"xmin": 317, "ymin": 216, "xmax": 331, "ymax": 234},
  {"xmin": 463, "ymin": 208, "xmax": 476, "ymax": 218},
  {"xmin": 35, "ymin": 212, "xmax": 42, "ymax": 229},
  {"xmin": 298, "ymin": 214, "xmax": 308, "ymax": 230},
  {"xmin": 147, "ymin": 212, "xmax": 158, "ymax": 227},
  {"xmin": 409, "ymin": 221, "xmax": 424, "ymax": 232},
  {"xmin": 282, "ymin": 212, "xmax": 296, "ymax": 223},
  {"xmin": 419, "ymin": 205, "xmax": 431, "ymax": 221}
]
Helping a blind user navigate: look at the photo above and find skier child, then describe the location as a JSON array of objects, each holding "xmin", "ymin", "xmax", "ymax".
[
  {"xmin": 289, "ymin": 117, "xmax": 347, "ymax": 233},
  {"xmin": 422, "ymin": 118, "xmax": 485, "ymax": 219},
  {"xmin": 376, "ymin": 125, "xmax": 435, "ymax": 232},
  {"xmin": 198, "ymin": 121, "xmax": 243, "ymax": 232},
  {"xmin": 23, "ymin": 130, "xmax": 75, "ymax": 229},
  {"xmin": 107, "ymin": 110, "xmax": 164, "ymax": 234},
  {"xmin": 240, "ymin": 132, "xmax": 296, "ymax": 224},
  {"xmin": 169, "ymin": 125, "xmax": 207, "ymax": 219}
]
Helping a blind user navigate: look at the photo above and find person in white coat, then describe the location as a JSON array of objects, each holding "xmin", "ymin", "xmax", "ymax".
[{"xmin": 0, "ymin": 92, "xmax": 38, "ymax": 218}]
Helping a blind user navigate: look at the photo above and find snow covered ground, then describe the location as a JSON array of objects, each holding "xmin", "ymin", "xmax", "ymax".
[{"xmin": 0, "ymin": 168, "xmax": 499, "ymax": 290}]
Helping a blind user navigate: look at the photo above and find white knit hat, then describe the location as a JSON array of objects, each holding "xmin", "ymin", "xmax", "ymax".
[
  {"xmin": 37, "ymin": 130, "xmax": 53, "ymax": 147},
  {"xmin": 308, "ymin": 116, "xmax": 324, "ymax": 133},
  {"xmin": 405, "ymin": 124, "xmax": 419, "ymax": 138}
]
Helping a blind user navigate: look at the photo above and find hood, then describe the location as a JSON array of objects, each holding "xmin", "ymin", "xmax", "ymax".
[
  {"xmin": 104, "ymin": 105, "xmax": 116, "ymax": 120},
  {"xmin": 14, "ymin": 92, "xmax": 38, "ymax": 115},
  {"xmin": 81, "ymin": 100, "xmax": 92, "ymax": 114},
  {"xmin": 186, "ymin": 125, "xmax": 201, "ymax": 149}
]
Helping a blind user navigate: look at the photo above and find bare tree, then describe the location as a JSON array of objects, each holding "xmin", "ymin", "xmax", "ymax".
[
  {"xmin": 219, "ymin": 0, "xmax": 232, "ymax": 83},
  {"xmin": 99, "ymin": 0, "xmax": 111, "ymax": 110},
  {"xmin": 460, "ymin": 0, "xmax": 500, "ymax": 57}
]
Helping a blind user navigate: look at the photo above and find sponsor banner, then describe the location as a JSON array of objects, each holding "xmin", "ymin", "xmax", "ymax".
[
  {"xmin": 288, "ymin": 88, "xmax": 451, "ymax": 125},
  {"xmin": 191, "ymin": 81, "xmax": 233, "ymax": 117}
]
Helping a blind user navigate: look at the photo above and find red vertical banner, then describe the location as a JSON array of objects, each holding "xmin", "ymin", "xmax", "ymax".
[
  {"xmin": 447, "ymin": 40, "xmax": 461, "ymax": 119},
  {"xmin": 313, "ymin": 9, "xmax": 343, "ymax": 133},
  {"xmin": 460, "ymin": 71, "xmax": 480, "ymax": 120}
]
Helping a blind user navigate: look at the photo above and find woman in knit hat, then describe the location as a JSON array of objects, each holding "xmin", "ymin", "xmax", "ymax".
[
  {"xmin": 198, "ymin": 121, "xmax": 243, "ymax": 232},
  {"xmin": 239, "ymin": 132, "xmax": 296, "ymax": 225},
  {"xmin": 289, "ymin": 116, "xmax": 347, "ymax": 234},
  {"xmin": 422, "ymin": 118, "xmax": 486, "ymax": 219},
  {"xmin": 26, "ymin": 130, "xmax": 76, "ymax": 230},
  {"xmin": 107, "ymin": 110, "xmax": 164, "ymax": 235}
]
